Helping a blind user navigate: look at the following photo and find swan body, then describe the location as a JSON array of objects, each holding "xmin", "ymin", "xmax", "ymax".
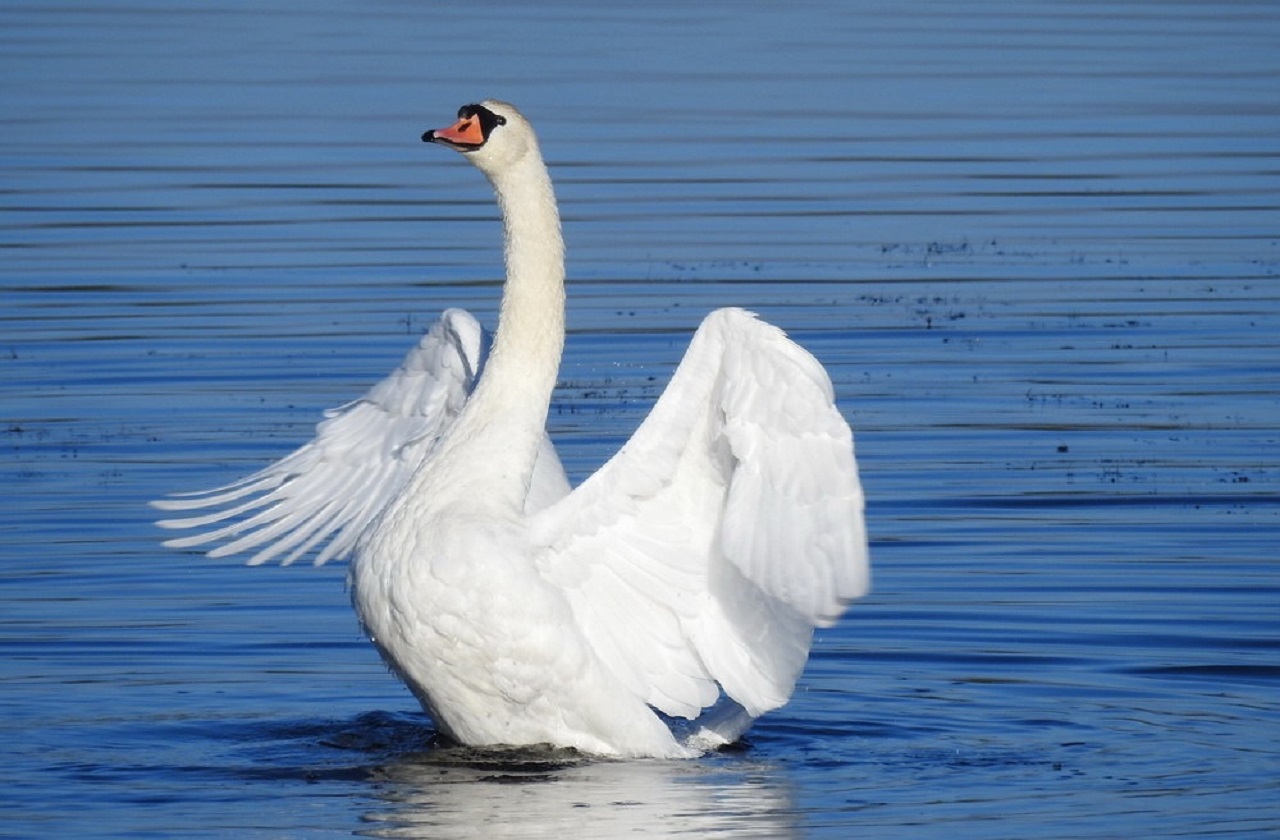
[{"xmin": 155, "ymin": 100, "xmax": 868, "ymax": 758}]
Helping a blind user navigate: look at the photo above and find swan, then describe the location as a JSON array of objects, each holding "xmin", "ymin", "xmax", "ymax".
[{"xmin": 154, "ymin": 100, "xmax": 869, "ymax": 759}]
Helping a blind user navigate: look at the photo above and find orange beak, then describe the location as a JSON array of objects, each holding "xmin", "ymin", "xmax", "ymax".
[{"xmin": 423, "ymin": 115, "xmax": 486, "ymax": 151}]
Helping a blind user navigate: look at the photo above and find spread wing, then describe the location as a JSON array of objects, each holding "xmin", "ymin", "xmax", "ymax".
[
  {"xmin": 154, "ymin": 308, "xmax": 568, "ymax": 566},
  {"xmin": 530, "ymin": 308, "xmax": 868, "ymax": 720}
]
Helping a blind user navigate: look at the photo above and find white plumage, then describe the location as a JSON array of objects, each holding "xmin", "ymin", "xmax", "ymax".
[{"xmin": 154, "ymin": 100, "xmax": 868, "ymax": 758}]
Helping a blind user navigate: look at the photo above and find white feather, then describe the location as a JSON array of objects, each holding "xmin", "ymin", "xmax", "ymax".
[
  {"xmin": 154, "ymin": 307, "xmax": 569, "ymax": 566},
  {"xmin": 531, "ymin": 308, "xmax": 867, "ymax": 719},
  {"xmin": 155, "ymin": 100, "xmax": 867, "ymax": 758}
]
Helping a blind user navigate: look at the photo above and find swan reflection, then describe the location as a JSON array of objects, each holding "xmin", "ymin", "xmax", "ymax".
[{"xmin": 360, "ymin": 745, "xmax": 798, "ymax": 838}]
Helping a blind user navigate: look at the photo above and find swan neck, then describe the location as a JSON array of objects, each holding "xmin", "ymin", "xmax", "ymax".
[
  {"xmin": 447, "ymin": 147, "xmax": 564, "ymax": 509},
  {"xmin": 489, "ymin": 152, "xmax": 565, "ymax": 371}
]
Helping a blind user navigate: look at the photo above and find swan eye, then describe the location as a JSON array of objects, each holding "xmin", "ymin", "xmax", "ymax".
[{"xmin": 461, "ymin": 103, "xmax": 507, "ymax": 139}]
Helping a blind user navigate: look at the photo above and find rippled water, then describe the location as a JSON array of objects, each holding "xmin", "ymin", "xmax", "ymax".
[{"xmin": 3, "ymin": 1, "xmax": 1279, "ymax": 837}]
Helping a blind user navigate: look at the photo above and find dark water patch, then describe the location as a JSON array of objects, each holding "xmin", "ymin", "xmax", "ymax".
[{"xmin": 1125, "ymin": 664, "xmax": 1280, "ymax": 685}]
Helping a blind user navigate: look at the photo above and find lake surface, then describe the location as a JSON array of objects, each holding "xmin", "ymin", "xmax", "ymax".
[{"xmin": 3, "ymin": 1, "xmax": 1278, "ymax": 837}]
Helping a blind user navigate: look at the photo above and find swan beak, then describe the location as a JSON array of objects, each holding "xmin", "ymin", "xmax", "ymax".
[{"xmin": 423, "ymin": 116, "xmax": 485, "ymax": 152}]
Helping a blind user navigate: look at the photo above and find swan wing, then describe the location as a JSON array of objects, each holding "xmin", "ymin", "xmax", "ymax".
[
  {"xmin": 530, "ymin": 308, "xmax": 868, "ymax": 719},
  {"xmin": 153, "ymin": 308, "xmax": 511, "ymax": 565}
]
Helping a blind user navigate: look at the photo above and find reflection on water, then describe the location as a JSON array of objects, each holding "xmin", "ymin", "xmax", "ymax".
[
  {"xmin": 3, "ymin": 0, "xmax": 1279, "ymax": 837},
  {"xmin": 363, "ymin": 747, "xmax": 795, "ymax": 839}
]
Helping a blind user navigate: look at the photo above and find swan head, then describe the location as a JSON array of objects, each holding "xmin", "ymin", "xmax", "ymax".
[{"xmin": 423, "ymin": 100, "xmax": 538, "ymax": 176}]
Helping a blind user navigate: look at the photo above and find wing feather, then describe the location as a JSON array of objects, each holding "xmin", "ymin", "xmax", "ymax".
[
  {"xmin": 154, "ymin": 308, "xmax": 567, "ymax": 565},
  {"xmin": 531, "ymin": 308, "xmax": 867, "ymax": 719}
]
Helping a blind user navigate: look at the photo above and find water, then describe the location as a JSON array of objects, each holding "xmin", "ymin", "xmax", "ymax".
[{"xmin": 3, "ymin": 1, "xmax": 1278, "ymax": 836}]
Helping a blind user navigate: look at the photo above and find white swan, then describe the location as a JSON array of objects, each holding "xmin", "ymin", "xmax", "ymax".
[{"xmin": 154, "ymin": 100, "xmax": 869, "ymax": 759}]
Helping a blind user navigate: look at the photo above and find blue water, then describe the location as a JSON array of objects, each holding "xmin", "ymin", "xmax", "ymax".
[{"xmin": 3, "ymin": 1, "xmax": 1279, "ymax": 837}]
